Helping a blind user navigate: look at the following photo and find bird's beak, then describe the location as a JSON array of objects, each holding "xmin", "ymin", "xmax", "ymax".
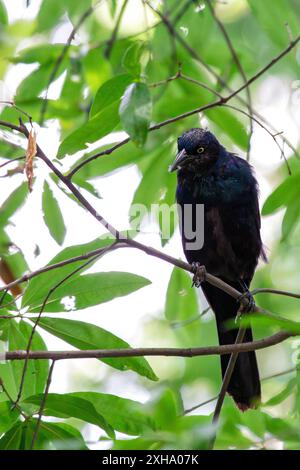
[{"xmin": 169, "ymin": 149, "xmax": 188, "ymax": 172}]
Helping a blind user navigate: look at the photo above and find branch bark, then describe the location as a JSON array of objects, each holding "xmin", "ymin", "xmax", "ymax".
[{"xmin": 3, "ymin": 331, "xmax": 293, "ymax": 361}]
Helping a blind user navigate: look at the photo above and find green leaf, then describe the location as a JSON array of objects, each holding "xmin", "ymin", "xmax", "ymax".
[
  {"xmin": 70, "ymin": 392, "xmax": 154, "ymax": 436},
  {"xmin": 69, "ymin": 141, "xmax": 145, "ymax": 179},
  {"xmin": 7, "ymin": 319, "xmax": 49, "ymax": 400},
  {"xmin": 11, "ymin": 44, "xmax": 68, "ymax": 65},
  {"xmin": 247, "ymin": 0, "xmax": 300, "ymax": 49},
  {"xmin": 19, "ymin": 320, "xmax": 49, "ymax": 394},
  {"xmin": 165, "ymin": 267, "xmax": 198, "ymax": 322},
  {"xmin": 82, "ymin": 47, "xmax": 112, "ymax": 94},
  {"xmin": 122, "ymin": 42, "xmax": 148, "ymax": 78},
  {"xmin": 64, "ymin": 0, "xmax": 92, "ymax": 22},
  {"xmin": 90, "ymin": 73, "xmax": 133, "ymax": 118},
  {"xmin": 0, "ymin": 251, "xmax": 29, "ymax": 283},
  {"xmin": 0, "ymin": 316, "xmax": 12, "ymax": 340},
  {"xmin": 32, "ymin": 316, "xmax": 158, "ymax": 381},
  {"xmin": 130, "ymin": 146, "xmax": 177, "ymax": 244},
  {"xmin": 36, "ymin": 0, "xmax": 64, "ymax": 32},
  {"xmin": 108, "ymin": 0, "xmax": 118, "ymax": 17},
  {"xmin": 119, "ymin": 82, "xmax": 152, "ymax": 147},
  {"xmin": 206, "ymin": 107, "xmax": 249, "ymax": 151},
  {"xmin": 0, "ymin": 363, "xmax": 18, "ymax": 403},
  {"xmin": 281, "ymin": 200, "xmax": 300, "ymax": 241},
  {"xmin": 25, "ymin": 271, "xmax": 151, "ymax": 312},
  {"xmin": 42, "ymin": 181, "xmax": 66, "ymax": 245},
  {"xmin": 152, "ymin": 389, "xmax": 179, "ymax": 429},
  {"xmin": 0, "ymin": 422, "xmax": 23, "ymax": 450},
  {"xmin": 57, "ymin": 101, "xmax": 120, "ymax": 158},
  {"xmin": 0, "ymin": 402, "xmax": 20, "ymax": 434},
  {"xmin": 0, "ymin": 0, "xmax": 8, "ymax": 25},
  {"xmin": 72, "ymin": 177, "xmax": 101, "ymax": 198},
  {"xmin": 264, "ymin": 378, "xmax": 296, "ymax": 407},
  {"xmin": 22, "ymin": 419, "xmax": 88, "ymax": 450},
  {"xmin": 25, "ymin": 393, "xmax": 114, "ymax": 438},
  {"xmin": 21, "ymin": 236, "xmax": 115, "ymax": 308},
  {"xmin": 17, "ymin": 63, "xmax": 66, "ymax": 101},
  {"xmin": 0, "ymin": 182, "xmax": 28, "ymax": 227},
  {"xmin": 262, "ymin": 174, "xmax": 300, "ymax": 215}
]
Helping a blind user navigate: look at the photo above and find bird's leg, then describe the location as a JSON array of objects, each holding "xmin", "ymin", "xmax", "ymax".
[
  {"xmin": 191, "ymin": 262, "xmax": 206, "ymax": 288},
  {"xmin": 236, "ymin": 280, "xmax": 256, "ymax": 314}
]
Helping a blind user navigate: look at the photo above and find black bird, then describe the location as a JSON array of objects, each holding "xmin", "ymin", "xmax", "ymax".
[{"xmin": 170, "ymin": 128, "xmax": 266, "ymax": 410}]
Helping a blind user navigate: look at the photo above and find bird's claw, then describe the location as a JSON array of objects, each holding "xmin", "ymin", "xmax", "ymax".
[
  {"xmin": 236, "ymin": 290, "xmax": 256, "ymax": 315},
  {"xmin": 191, "ymin": 262, "xmax": 206, "ymax": 288}
]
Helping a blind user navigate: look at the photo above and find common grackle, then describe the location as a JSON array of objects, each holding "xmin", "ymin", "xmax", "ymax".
[{"xmin": 170, "ymin": 128, "xmax": 266, "ymax": 410}]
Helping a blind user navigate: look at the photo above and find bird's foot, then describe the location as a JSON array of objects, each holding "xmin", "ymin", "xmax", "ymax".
[
  {"xmin": 191, "ymin": 262, "xmax": 206, "ymax": 288},
  {"xmin": 236, "ymin": 290, "xmax": 256, "ymax": 315}
]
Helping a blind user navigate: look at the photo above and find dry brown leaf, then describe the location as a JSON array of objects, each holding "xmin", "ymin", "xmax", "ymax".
[
  {"xmin": 0, "ymin": 259, "xmax": 22, "ymax": 297},
  {"xmin": 25, "ymin": 128, "xmax": 37, "ymax": 192}
]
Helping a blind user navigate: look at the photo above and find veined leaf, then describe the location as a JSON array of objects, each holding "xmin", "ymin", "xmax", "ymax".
[
  {"xmin": 281, "ymin": 200, "xmax": 300, "ymax": 241},
  {"xmin": 72, "ymin": 392, "xmax": 154, "ymax": 436},
  {"xmin": 36, "ymin": 0, "xmax": 65, "ymax": 32},
  {"xmin": 0, "ymin": 182, "xmax": 28, "ymax": 227},
  {"xmin": 57, "ymin": 101, "xmax": 120, "ymax": 158},
  {"xmin": 119, "ymin": 82, "xmax": 152, "ymax": 147},
  {"xmin": 31, "ymin": 316, "xmax": 158, "ymax": 381},
  {"xmin": 165, "ymin": 267, "xmax": 198, "ymax": 322},
  {"xmin": 21, "ymin": 236, "xmax": 116, "ymax": 308},
  {"xmin": 26, "ymin": 391, "xmax": 154, "ymax": 436},
  {"xmin": 25, "ymin": 271, "xmax": 151, "ymax": 312},
  {"xmin": 25, "ymin": 393, "xmax": 114, "ymax": 438},
  {"xmin": 42, "ymin": 181, "xmax": 66, "ymax": 245},
  {"xmin": 247, "ymin": 0, "xmax": 300, "ymax": 49},
  {"xmin": 264, "ymin": 378, "xmax": 296, "ymax": 407},
  {"xmin": 90, "ymin": 73, "xmax": 132, "ymax": 117},
  {"xmin": 206, "ymin": 107, "xmax": 249, "ymax": 151},
  {"xmin": 11, "ymin": 44, "xmax": 70, "ymax": 65},
  {"xmin": 0, "ymin": 422, "xmax": 23, "ymax": 450},
  {"xmin": 262, "ymin": 174, "xmax": 300, "ymax": 215},
  {"xmin": 7, "ymin": 319, "xmax": 49, "ymax": 401},
  {"xmin": 0, "ymin": 402, "xmax": 20, "ymax": 435}
]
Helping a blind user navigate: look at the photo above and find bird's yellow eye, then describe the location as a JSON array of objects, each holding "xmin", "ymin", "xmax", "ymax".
[{"xmin": 197, "ymin": 147, "xmax": 205, "ymax": 154}]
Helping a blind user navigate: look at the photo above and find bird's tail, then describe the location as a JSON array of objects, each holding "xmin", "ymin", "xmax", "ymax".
[{"xmin": 202, "ymin": 281, "xmax": 261, "ymax": 410}]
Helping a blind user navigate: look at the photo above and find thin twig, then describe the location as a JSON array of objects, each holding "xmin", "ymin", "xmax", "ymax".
[
  {"xmin": 104, "ymin": 0, "xmax": 128, "ymax": 59},
  {"xmin": 0, "ymin": 377, "xmax": 28, "ymax": 420},
  {"xmin": 0, "ymin": 242, "xmax": 126, "ymax": 294},
  {"xmin": 0, "ymin": 101, "xmax": 32, "ymax": 123},
  {"xmin": 251, "ymin": 288, "xmax": 300, "ymax": 299},
  {"xmin": 0, "ymin": 156, "xmax": 25, "ymax": 169},
  {"xmin": 210, "ymin": 326, "xmax": 246, "ymax": 449},
  {"xmin": 223, "ymin": 104, "xmax": 291, "ymax": 174},
  {"xmin": 206, "ymin": 0, "xmax": 254, "ymax": 160},
  {"xmin": 30, "ymin": 360, "xmax": 55, "ymax": 450},
  {"xmin": 184, "ymin": 395, "xmax": 219, "ymax": 415},
  {"xmin": 184, "ymin": 366, "xmax": 299, "ymax": 415}
]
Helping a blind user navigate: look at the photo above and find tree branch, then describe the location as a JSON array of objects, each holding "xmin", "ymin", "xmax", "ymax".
[{"xmin": 4, "ymin": 331, "xmax": 293, "ymax": 361}]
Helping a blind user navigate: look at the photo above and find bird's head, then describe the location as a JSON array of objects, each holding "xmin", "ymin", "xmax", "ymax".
[{"xmin": 169, "ymin": 128, "xmax": 222, "ymax": 173}]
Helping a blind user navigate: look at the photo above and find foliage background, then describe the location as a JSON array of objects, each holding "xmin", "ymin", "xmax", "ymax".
[{"xmin": 0, "ymin": 0, "xmax": 300, "ymax": 450}]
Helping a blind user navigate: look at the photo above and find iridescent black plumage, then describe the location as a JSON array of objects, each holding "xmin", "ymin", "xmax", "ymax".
[{"xmin": 171, "ymin": 128, "xmax": 265, "ymax": 410}]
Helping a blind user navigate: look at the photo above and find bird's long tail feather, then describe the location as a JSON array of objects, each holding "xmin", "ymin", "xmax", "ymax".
[{"xmin": 202, "ymin": 281, "xmax": 261, "ymax": 410}]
